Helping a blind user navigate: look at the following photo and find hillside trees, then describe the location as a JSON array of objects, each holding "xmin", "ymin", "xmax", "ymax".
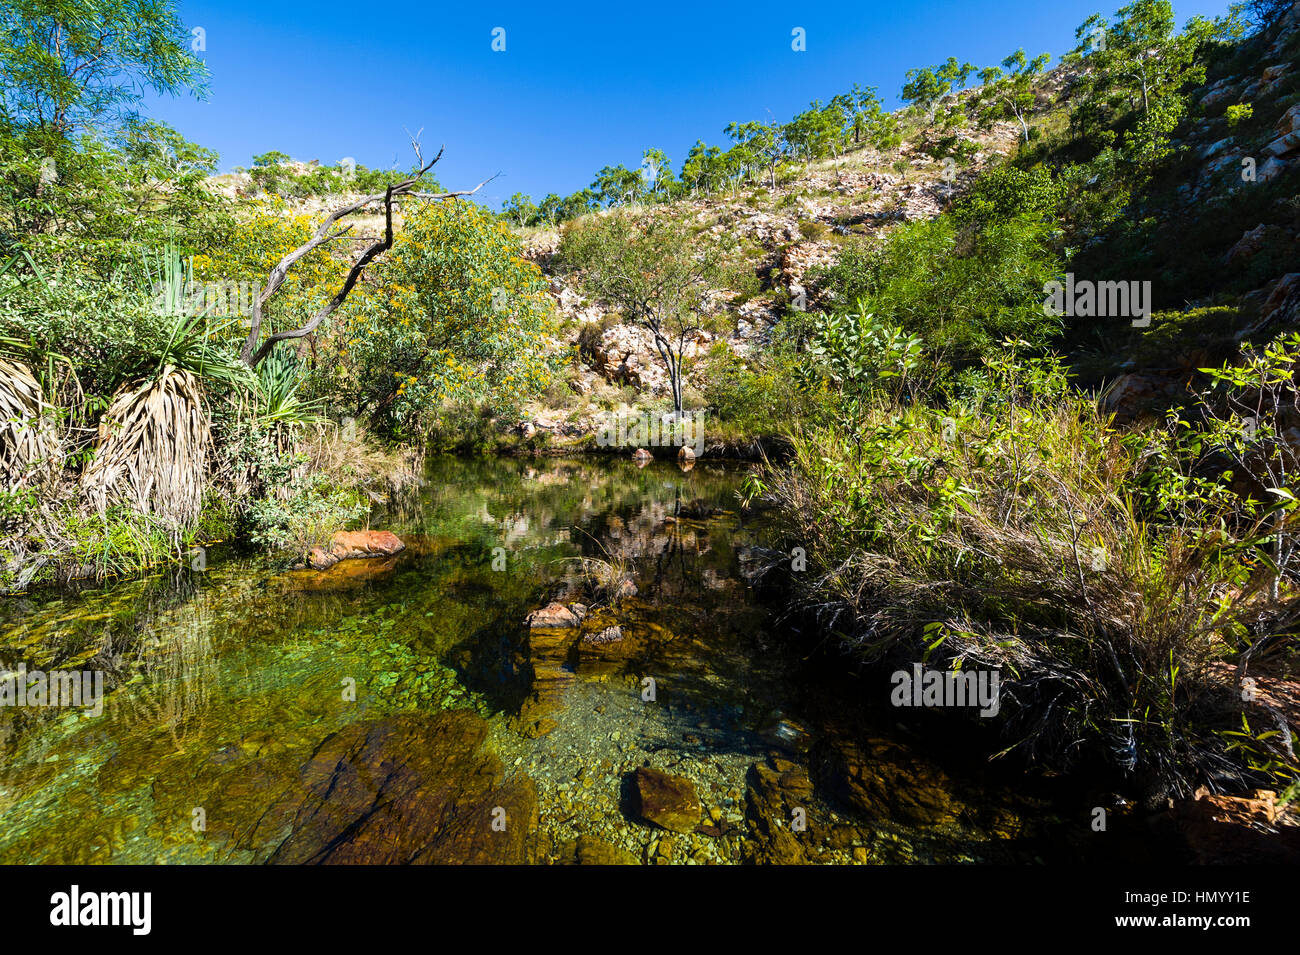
[
  {"xmin": 725, "ymin": 119, "xmax": 787, "ymax": 190},
  {"xmin": 592, "ymin": 163, "xmax": 644, "ymax": 207},
  {"xmin": 640, "ymin": 147, "xmax": 675, "ymax": 199},
  {"xmin": 976, "ymin": 50, "xmax": 1051, "ymax": 142},
  {"xmin": 1064, "ymin": 0, "xmax": 1240, "ymax": 157},
  {"xmin": 902, "ymin": 57, "xmax": 974, "ymax": 126},
  {"xmin": 502, "ymin": 192, "xmax": 537, "ymax": 227}
]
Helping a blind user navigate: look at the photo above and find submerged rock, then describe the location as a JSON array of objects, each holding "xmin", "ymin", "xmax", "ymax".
[
  {"xmin": 583, "ymin": 625, "xmax": 624, "ymax": 645},
  {"xmin": 812, "ymin": 736, "xmax": 964, "ymax": 828},
  {"xmin": 305, "ymin": 530, "xmax": 405, "ymax": 571},
  {"xmin": 245, "ymin": 711, "xmax": 536, "ymax": 864},
  {"xmin": 742, "ymin": 757, "xmax": 816, "ymax": 865},
  {"xmin": 630, "ymin": 766, "xmax": 701, "ymax": 833},
  {"xmin": 555, "ymin": 835, "xmax": 638, "ymax": 865}
]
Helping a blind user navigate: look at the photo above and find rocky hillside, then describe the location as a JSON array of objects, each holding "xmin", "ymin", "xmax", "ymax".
[{"xmin": 509, "ymin": 113, "xmax": 1027, "ymax": 446}]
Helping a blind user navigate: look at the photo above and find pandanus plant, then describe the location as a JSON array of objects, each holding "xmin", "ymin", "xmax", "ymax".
[
  {"xmin": 81, "ymin": 246, "xmax": 251, "ymax": 534},
  {"xmin": 0, "ymin": 254, "xmax": 66, "ymax": 491}
]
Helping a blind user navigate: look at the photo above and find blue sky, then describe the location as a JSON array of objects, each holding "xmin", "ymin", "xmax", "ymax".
[{"xmin": 148, "ymin": 0, "xmax": 1236, "ymax": 210}]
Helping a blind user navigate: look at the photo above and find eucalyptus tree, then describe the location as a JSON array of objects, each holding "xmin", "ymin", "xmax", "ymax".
[
  {"xmin": 1064, "ymin": 0, "xmax": 1240, "ymax": 156},
  {"xmin": 902, "ymin": 57, "xmax": 974, "ymax": 125},
  {"xmin": 502, "ymin": 192, "xmax": 537, "ymax": 227},
  {"xmin": 592, "ymin": 163, "xmax": 644, "ymax": 207},
  {"xmin": 560, "ymin": 212, "xmax": 728, "ymax": 416},
  {"xmin": 725, "ymin": 119, "xmax": 788, "ymax": 190},
  {"xmin": 976, "ymin": 50, "xmax": 1051, "ymax": 143}
]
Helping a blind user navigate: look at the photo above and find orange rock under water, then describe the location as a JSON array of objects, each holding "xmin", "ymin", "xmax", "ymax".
[{"xmin": 306, "ymin": 530, "xmax": 405, "ymax": 571}]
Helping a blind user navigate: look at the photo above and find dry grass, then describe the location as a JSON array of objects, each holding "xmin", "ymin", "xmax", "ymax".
[
  {"xmin": 764, "ymin": 370, "xmax": 1297, "ymax": 797},
  {"xmin": 0, "ymin": 357, "xmax": 60, "ymax": 489},
  {"xmin": 81, "ymin": 367, "xmax": 209, "ymax": 533}
]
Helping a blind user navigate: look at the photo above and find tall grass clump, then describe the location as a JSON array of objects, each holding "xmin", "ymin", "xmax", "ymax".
[{"xmin": 756, "ymin": 341, "xmax": 1298, "ymax": 800}]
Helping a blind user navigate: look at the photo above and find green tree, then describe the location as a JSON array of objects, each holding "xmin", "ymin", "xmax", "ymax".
[
  {"xmin": 561, "ymin": 212, "xmax": 727, "ymax": 415},
  {"xmin": 725, "ymin": 119, "xmax": 787, "ymax": 191},
  {"xmin": 0, "ymin": 0, "xmax": 208, "ymax": 139},
  {"xmin": 502, "ymin": 191, "xmax": 537, "ymax": 227},
  {"xmin": 536, "ymin": 192, "xmax": 563, "ymax": 227},
  {"xmin": 680, "ymin": 140, "xmax": 724, "ymax": 195},
  {"xmin": 847, "ymin": 84, "xmax": 884, "ymax": 144},
  {"xmin": 786, "ymin": 101, "xmax": 847, "ymax": 165},
  {"xmin": 902, "ymin": 57, "xmax": 974, "ymax": 125},
  {"xmin": 1064, "ymin": 1, "xmax": 1237, "ymax": 157},
  {"xmin": 558, "ymin": 188, "xmax": 597, "ymax": 221},
  {"xmin": 0, "ymin": 0, "xmax": 213, "ymax": 259},
  {"xmin": 976, "ymin": 50, "xmax": 1051, "ymax": 143},
  {"xmin": 591, "ymin": 163, "xmax": 643, "ymax": 207},
  {"xmin": 251, "ymin": 150, "xmax": 291, "ymax": 168},
  {"xmin": 639, "ymin": 147, "xmax": 674, "ymax": 199}
]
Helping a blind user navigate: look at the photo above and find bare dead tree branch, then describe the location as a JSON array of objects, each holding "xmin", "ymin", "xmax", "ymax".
[{"xmin": 239, "ymin": 143, "xmax": 493, "ymax": 368}]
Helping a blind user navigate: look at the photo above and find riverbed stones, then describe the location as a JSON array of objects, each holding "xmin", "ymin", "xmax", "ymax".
[{"xmin": 630, "ymin": 766, "xmax": 701, "ymax": 832}]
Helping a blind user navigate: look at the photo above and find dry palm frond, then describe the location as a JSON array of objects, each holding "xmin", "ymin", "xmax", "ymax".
[
  {"xmin": 0, "ymin": 356, "xmax": 61, "ymax": 489},
  {"xmin": 81, "ymin": 365, "xmax": 209, "ymax": 532}
]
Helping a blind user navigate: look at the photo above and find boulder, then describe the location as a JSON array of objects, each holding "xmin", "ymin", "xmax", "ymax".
[
  {"xmin": 1261, "ymin": 63, "xmax": 1294, "ymax": 93},
  {"xmin": 1259, "ymin": 156, "xmax": 1290, "ymax": 183},
  {"xmin": 582, "ymin": 625, "xmax": 624, "ymax": 644},
  {"xmin": 677, "ymin": 445, "xmax": 696, "ymax": 463},
  {"xmin": 1200, "ymin": 136, "xmax": 1234, "ymax": 160},
  {"xmin": 1225, "ymin": 224, "xmax": 1272, "ymax": 264},
  {"xmin": 1199, "ymin": 80, "xmax": 1239, "ymax": 112},
  {"xmin": 630, "ymin": 767, "xmax": 701, "ymax": 832},
  {"xmin": 1263, "ymin": 130, "xmax": 1300, "ymax": 158},
  {"xmin": 555, "ymin": 835, "xmax": 638, "ymax": 865},
  {"xmin": 632, "ymin": 448, "xmax": 653, "ymax": 463},
  {"xmin": 1278, "ymin": 103, "xmax": 1300, "ymax": 137},
  {"xmin": 525, "ymin": 602, "xmax": 580, "ymax": 628}
]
